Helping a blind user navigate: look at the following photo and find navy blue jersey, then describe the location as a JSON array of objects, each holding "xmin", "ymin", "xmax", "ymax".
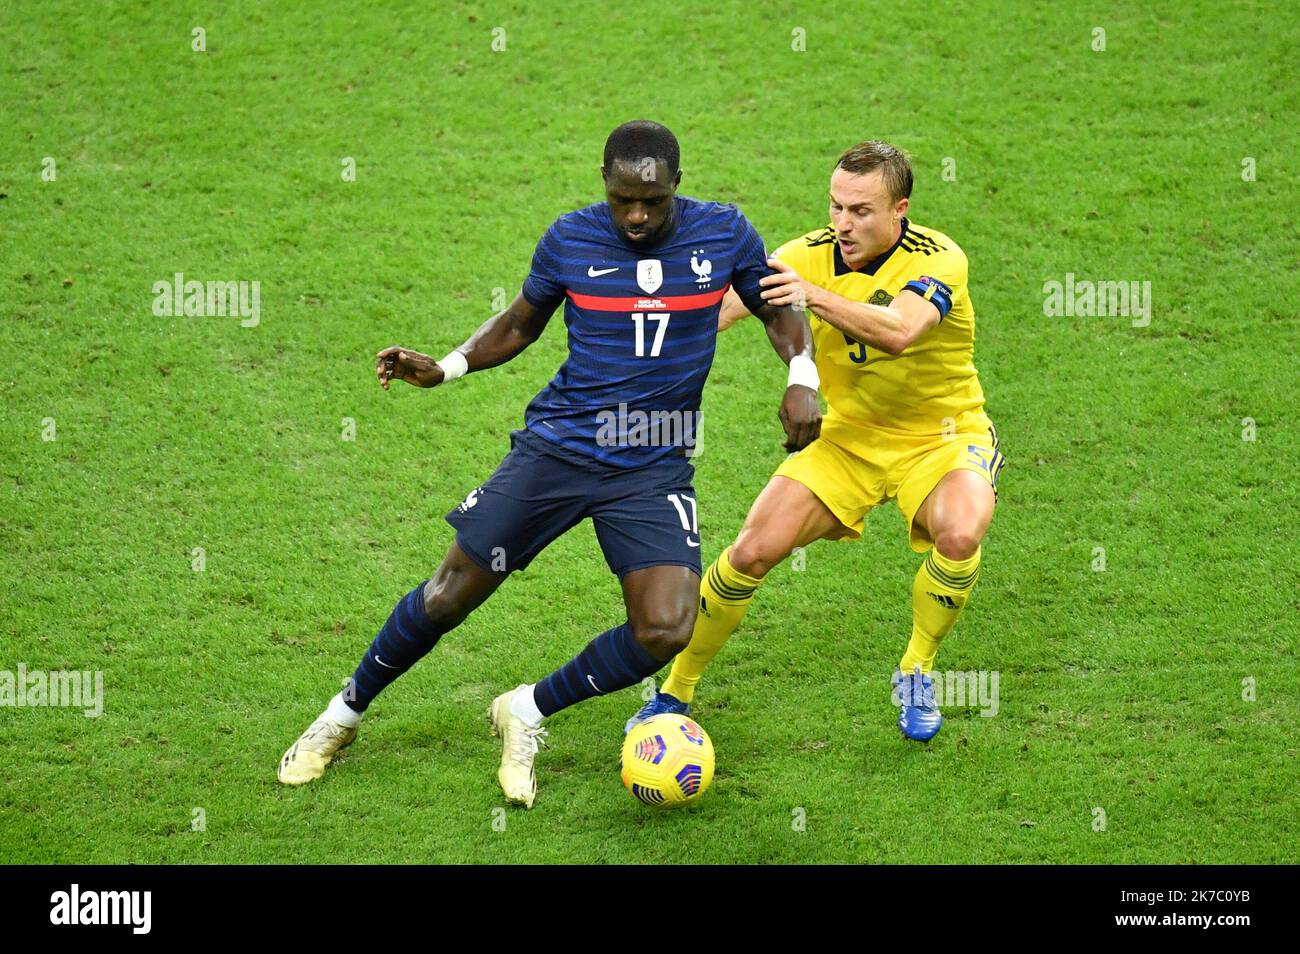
[{"xmin": 520, "ymin": 195, "xmax": 773, "ymax": 468}]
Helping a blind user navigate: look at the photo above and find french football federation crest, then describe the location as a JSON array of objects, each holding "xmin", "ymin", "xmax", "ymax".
[
  {"xmin": 636, "ymin": 259, "xmax": 663, "ymax": 294},
  {"xmin": 690, "ymin": 249, "xmax": 712, "ymax": 284}
]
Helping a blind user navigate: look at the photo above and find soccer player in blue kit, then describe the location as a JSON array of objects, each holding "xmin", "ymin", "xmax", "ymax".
[{"xmin": 278, "ymin": 121, "xmax": 822, "ymax": 807}]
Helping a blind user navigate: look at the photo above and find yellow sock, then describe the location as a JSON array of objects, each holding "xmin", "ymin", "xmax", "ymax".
[
  {"xmin": 900, "ymin": 546, "xmax": 981, "ymax": 674},
  {"xmin": 661, "ymin": 546, "xmax": 763, "ymax": 703}
]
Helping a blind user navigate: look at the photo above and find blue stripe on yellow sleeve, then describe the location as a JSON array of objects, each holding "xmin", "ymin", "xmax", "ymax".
[{"xmin": 902, "ymin": 275, "xmax": 954, "ymax": 320}]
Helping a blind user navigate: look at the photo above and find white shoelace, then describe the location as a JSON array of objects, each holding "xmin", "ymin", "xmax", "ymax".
[
  {"xmin": 509, "ymin": 725, "xmax": 548, "ymax": 766},
  {"xmin": 303, "ymin": 720, "xmax": 346, "ymax": 746}
]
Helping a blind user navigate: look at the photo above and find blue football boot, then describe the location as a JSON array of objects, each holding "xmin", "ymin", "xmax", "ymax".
[
  {"xmin": 623, "ymin": 689, "xmax": 690, "ymax": 734},
  {"xmin": 892, "ymin": 665, "xmax": 942, "ymax": 741}
]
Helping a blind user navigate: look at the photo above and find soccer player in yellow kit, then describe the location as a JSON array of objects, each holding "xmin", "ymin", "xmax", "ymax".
[{"xmin": 626, "ymin": 140, "xmax": 1004, "ymax": 740}]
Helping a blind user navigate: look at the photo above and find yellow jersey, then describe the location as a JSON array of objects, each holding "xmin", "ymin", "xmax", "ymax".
[{"xmin": 773, "ymin": 218, "xmax": 986, "ymax": 437}]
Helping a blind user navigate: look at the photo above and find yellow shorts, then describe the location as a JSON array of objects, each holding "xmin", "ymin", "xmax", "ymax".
[{"xmin": 773, "ymin": 411, "xmax": 1006, "ymax": 552}]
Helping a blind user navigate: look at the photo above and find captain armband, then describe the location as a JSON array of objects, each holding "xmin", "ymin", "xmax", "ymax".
[{"xmin": 902, "ymin": 275, "xmax": 955, "ymax": 320}]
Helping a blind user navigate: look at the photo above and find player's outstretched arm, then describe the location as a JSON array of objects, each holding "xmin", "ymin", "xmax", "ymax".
[
  {"xmin": 375, "ymin": 292, "xmax": 557, "ymax": 390},
  {"xmin": 750, "ymin": 298, "xmax": 822, "ymax": 452},
  {"xmin": 759, "ymin": 258, "xmax": 940, "ymax": 355}
]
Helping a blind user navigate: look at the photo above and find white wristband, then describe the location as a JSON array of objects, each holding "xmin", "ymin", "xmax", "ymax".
[
  {"xmin": 787, "ymin": 354, "xmax": 819, "ymax": 391},
  {"xmin": 438, "ymin": 350, "xmax": 469, "ymax": 382}
]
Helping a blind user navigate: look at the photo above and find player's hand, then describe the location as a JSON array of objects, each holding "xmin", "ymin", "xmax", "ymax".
[
  {"xmin": 375, "ymin": 346, "xmax": 445, "ymax": 389},
  {"xmin": 759, "ymin": 258, "xmax": 820, "ymax": 311},
  {"xmin": 779, "ymin": 384, "xmax": 821, "ymax": 452}
]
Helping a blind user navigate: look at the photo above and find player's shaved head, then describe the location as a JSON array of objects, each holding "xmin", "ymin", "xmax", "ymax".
[
  {"xmin": 602, "ymin": 120, "xmax": 683, "ymax": 246},
  {"xmin": 837, "ymin": 140, "xmax": 913, "ymax": 203},
  {"xmin": 603, "ymin": 120, "xmax": 681, "ymax": 177}
]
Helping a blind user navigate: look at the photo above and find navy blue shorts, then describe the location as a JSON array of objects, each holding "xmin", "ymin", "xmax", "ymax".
[{"xmin": 446, "ymin": 429, "xmax": 702, "ymax": 578}]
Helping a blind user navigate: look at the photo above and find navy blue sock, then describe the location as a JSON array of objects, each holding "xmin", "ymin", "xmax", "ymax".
[
  {"xmin": 533, "ymin": 622, "xmax": 663, "ymax": 717},
  {"xmin": 345, "ymin": 582, "xmax": 446, "ymax": 712}
]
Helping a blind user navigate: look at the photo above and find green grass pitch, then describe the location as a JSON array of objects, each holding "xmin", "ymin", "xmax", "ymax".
[{"xmin": 2, "ymin": 1, "xmax": 1297, "ymax": 864}]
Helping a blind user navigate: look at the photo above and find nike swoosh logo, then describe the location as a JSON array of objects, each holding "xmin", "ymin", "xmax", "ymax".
[
  {"xmin": 374, "ymin": 655, "xmax": 399, "ymax": 669},
  {"xmin": 587, "ymin": 674, "xmax": 602, "ymax": 693},
  {"xmin": 587, "ymin": 266, "xmax": 618, "ymax": 277},
  {"xmin": 687, "ymin": 537, "xmax": 700, "ymax": 548}
]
